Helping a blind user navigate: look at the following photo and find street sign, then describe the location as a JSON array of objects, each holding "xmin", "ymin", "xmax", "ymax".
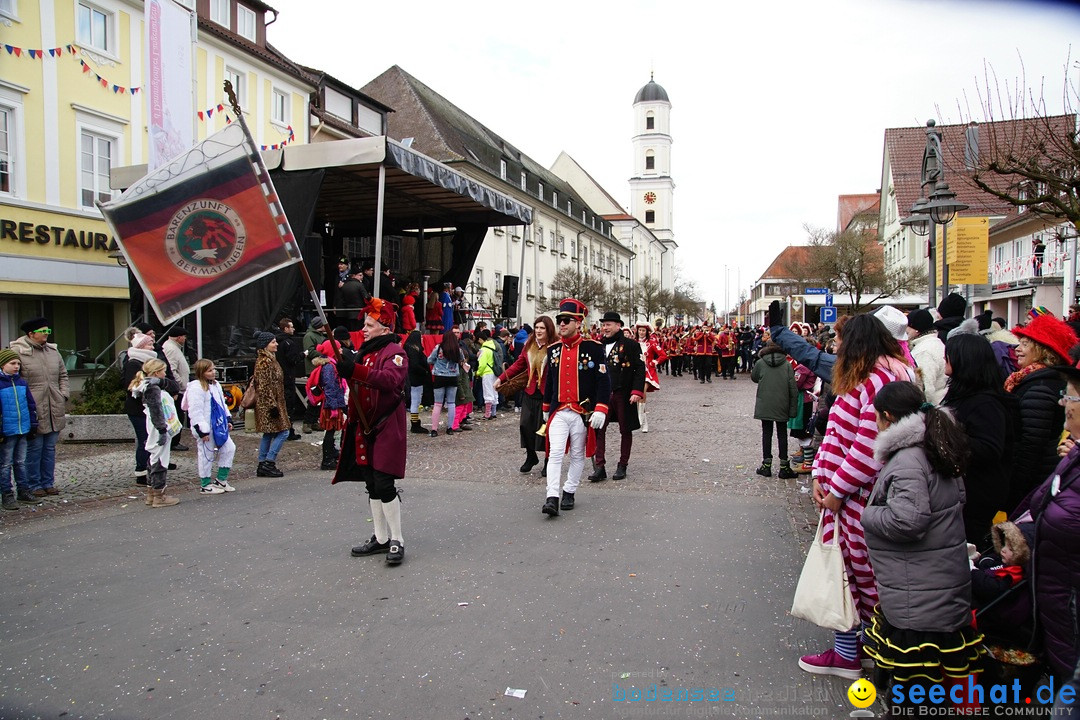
[
  {"xmin": 805, "ymin": 287, "xmax": 829, "ymax": 295},
  {"xmin": 825, "ymin": 293, "xmax": 834, "ymax": 306},
  {"xmin": 820, "ymin": 306, "xmax": 837, "ymax": 323}
]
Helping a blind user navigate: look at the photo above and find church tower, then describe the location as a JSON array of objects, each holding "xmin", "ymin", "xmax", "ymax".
[{"xmin": 629, "ymin": 74, "xmax": 675, "ymax": 287}]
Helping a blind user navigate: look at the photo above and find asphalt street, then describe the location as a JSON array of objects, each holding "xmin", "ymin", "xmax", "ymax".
[{"xmin": 0, "ymin": 369, "xmax": 862, "ymax": 719}]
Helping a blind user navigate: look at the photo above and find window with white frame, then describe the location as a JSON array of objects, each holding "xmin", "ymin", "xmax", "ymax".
[
  {"xmin": 475, "ymin": 268, "xmax": 484, "ymax": 289},
  {"xmin": 225, "ymin": 68, "xmax": 245, "ymax": 105},
  {"xmin": 210, "ymin": 0, "xmax": 229, "ymax": 27},
  {"xmin": 526, "ymin": 278, "xmax": 532, "ymax": 296},
  {"xmin": 570, "ymin": 240, "xmax": 575, "ymax": 258},
  {"xmin": 538, "ymin": 281, "xmax": 544, "ymax": 298},
  {"xmin": 77, "ymin": 1, "xmax": 114, "ymax": 54},
  {"xmin": 552, "ymin": 191, "xmax": 557, "ymax": 208},
  {"xmin": 236, "ymin": 5, "xmax": 256, "ymax": 41},
  {"xmin": 645, "ymin": 151, "xmax": 655, "ymax": 171},
  {"xmin": 0, "ymin": 0, "xmax": 17, "ymax": 18},
  {"xmin": 0, "ymin": 106, "xmax": 12, "ymax": 194},
  {"xmin": 80, "ymin": 130, "xmax": 114, "ymax": 208},
  {"xmin": 272, "ymin": 90, "xmax": 289, "ymax": 125},
  {"xmin": 495, "ymin": 271, "xmax": 502, "ymax": 291}
]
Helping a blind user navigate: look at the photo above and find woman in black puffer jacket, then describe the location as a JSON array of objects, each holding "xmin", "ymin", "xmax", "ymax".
[{"xmin": 1005, "ymin": 315, "xmax": 1076, "ymax": 510}]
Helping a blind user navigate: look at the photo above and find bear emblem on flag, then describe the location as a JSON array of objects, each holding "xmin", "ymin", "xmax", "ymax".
[{"xmin": 165, "ymin": 199, "xmax": 247, "ymax": 276}]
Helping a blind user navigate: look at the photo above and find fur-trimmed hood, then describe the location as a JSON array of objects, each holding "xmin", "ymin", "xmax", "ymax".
[
  {"xmin": 874, "ymin": 411, "xmax": 927, "ymax": 463},
  {"xmin": 991, "ymin": 521, "xmax": 1035, "ymax": 567}
]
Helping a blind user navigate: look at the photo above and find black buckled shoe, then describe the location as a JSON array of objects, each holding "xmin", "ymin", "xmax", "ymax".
[
  {"xmin": 351, "ymin": 535, "xmax": 390, "ymax": 556},
  {"xmin": 542, "ymin": 496, "xmax": 559, "ymax": 517},
  {"xmin": 560, "ymin": 492, "xmax": 575, "ymax": 510},
  {"xmin": 612, "ymin": 464, "xmax": 627, "ymax": 481},
  {"xmin": 386, "ymin": 540, "xmax": 405, "ymax": 565},
  {"xmin": 588, "ymin": 466, "xmax": 607, "ymax": 482}
]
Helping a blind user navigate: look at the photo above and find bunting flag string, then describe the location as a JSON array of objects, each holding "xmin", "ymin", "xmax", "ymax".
[
  {"xmin": 8, "ymin": 41, "xmax": 288, "ymax": 136},
  {"xmin": 260, "ymin": 125, "xmax": 294, "ymax": 151}
]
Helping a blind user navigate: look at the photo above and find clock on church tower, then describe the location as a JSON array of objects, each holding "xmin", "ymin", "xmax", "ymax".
[{"xmin": 643, "ymin": 191, "xmax": 656, "ymax": 204}]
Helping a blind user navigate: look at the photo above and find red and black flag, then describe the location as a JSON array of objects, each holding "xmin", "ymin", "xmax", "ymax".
[{"xmin": 97, "ymin": 121, "xmax": 300, "ymax": 323}]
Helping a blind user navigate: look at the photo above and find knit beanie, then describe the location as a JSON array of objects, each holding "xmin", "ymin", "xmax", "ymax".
[
  {"xmin": 253, "ymin": 331, "xmax": 276, "ymax": 350},
  {"xmin": 907, "ymin": 308, "xmax": 935, "ymax": 334},
  {"xmin": 0, "ymin": 348, "xmax": 18, "ymax": 368},
  {"xmin": 937, "ymin": 292, "xmax": 967, "ymax": 319},
  {"xmin": 131, "ymin": 333, "xmax": 155, "ymax": 350}
]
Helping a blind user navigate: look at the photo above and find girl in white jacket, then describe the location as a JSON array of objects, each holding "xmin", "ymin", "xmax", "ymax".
[{"xmin": 184, "ymin": 359, "xmax": 236, "ymax": 494}]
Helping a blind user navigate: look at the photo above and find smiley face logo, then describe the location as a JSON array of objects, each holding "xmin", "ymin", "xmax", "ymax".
[{"xmin": 847, "ymin": 678, "xmax": 876, "ymax": 709}]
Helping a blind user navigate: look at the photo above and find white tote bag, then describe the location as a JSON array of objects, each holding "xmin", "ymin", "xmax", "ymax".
[{"xmin": 790, "ymin": 512, "xmax": 858, "ymax": 631}]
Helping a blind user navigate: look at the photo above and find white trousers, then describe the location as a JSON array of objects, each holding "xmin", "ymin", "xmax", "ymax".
[
  {"xmin": 192, "ymin": 435, "xmax": 236, "ymax": 478},
  {"xmin": 545, "ymin": 408, "xmax": 587, "ymax": 498},
  {"xmin": 481, "ymin": 374, "xmax": 497, "ymax": 406}
]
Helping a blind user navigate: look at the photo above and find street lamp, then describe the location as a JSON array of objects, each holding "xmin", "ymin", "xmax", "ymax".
[{"xmin": 905, "ymin": 120, "xmax": 968, "ymax": 307}]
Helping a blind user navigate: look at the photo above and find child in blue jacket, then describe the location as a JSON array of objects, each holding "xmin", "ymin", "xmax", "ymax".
[{"xmin": 0, "ymin": 347, "xmax": 39, "ymax": 510}]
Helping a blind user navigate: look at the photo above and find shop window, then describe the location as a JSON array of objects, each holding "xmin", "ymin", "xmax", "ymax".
[
  {"xmin": 77, "ymin": 1, "xmax": 114, "ymax": 55},
  {"xmin": 80, "ymin": 130, "xmax": 113, "ymax": 208},
  {"xmin": 236, "ymin": 5, "xmax": 256, "ymax": 41}
]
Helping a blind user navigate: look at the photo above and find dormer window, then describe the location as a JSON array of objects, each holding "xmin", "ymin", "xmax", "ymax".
[
  {"xmin": 520, "ymin": 171, "xmax": 526, "ymax": 191},
  {"xmin": 538, "ymin": 182, "xmax": 544, "ymax": 201},
  {"xmin": 210, "ymin": 0, "xmax": 229, "ymax": 28},
  {"xmin": 237, "ymin": 5, "xmax": 256, "ymax": 41},
  {"xmin": 553, "ymin": 191, "xmax": 558, "ymax": 208}
]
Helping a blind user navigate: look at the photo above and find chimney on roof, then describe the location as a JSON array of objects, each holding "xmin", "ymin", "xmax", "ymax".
[{"xmin": 965, "ymin": 122, "xmax": 980, "ymax": 170}]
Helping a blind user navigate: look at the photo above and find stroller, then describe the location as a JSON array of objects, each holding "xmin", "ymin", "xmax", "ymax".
[{"xmin": 974, "ymin": 578, "xmax": 1049, "ymax": 703}]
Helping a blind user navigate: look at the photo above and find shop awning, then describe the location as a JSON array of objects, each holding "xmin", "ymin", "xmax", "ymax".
[{"xmin": 262, "ymin": 136, "xmax": 532, "ymax": 236}]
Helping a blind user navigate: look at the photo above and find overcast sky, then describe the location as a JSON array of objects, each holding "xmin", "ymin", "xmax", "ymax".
[{"xmin": 265, "ymin": 0, "xmax": 1079, "ymax": 308}]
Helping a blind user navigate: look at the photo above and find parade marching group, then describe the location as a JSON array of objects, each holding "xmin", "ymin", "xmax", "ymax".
[{"xmin": 5, "ymin": 289, "xmax": 1080, "ymax": 712}]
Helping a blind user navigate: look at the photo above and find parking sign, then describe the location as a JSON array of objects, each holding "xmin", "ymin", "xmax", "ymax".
[{"xmin": 820, "ymin": 306, "xmax": 837, "ymax": 323}]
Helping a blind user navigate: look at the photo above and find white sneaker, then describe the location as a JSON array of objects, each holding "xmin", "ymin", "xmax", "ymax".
[
  {"xmin": 213, "ymin": 479, "xmax": 237, "ymax": 492},
  {"xmin": 200, "ymin": 484, "xmax": 225, "ymax": 495}
]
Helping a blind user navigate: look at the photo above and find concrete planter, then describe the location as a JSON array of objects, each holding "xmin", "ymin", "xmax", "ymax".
[{"xmin": 62, "ymin": 414, "xmax": 132, "ymax": 443}]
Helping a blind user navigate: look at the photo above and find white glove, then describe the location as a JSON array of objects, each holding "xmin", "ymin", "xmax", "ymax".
[{"xmin": 589, "ymin": 411, "xmax": 607, "ymax": 429}]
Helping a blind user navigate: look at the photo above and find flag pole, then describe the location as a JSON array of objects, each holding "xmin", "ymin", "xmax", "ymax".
[{"xmin": 224, "ymin": 81, "xmax": 357, "ymax": 426}]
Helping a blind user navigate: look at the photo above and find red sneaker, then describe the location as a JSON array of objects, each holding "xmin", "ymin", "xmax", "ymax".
[{"xmin": 798, "ymin": 649, "xmax": 862, "ymax": 680}]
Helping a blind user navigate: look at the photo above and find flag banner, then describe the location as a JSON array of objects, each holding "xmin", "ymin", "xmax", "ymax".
[{"xmin": 97, "ymin": 121, "xmax": 301, "ymax": 323}]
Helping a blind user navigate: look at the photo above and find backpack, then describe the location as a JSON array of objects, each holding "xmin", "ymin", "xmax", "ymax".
[{"xmin": 305, "ymin": 364, "xmax": 324, "ymax": 405}]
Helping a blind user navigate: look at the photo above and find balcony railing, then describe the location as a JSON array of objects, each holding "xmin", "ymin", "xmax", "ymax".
[{"xmin": 989, "ymin": 249, "xmax": 1070, "ymax": 285}]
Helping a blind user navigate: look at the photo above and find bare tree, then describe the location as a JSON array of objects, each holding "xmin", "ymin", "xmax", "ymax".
[
  {"xmin": 545, "ymin": 267, "xmax": 606, "ymax": 313},
  {"xmin": 635, "ymin": 276, "xmax": 665, "ymax": 323},
  {"xmin": 598, "ymin": 280, "xmax": 633, "ymax": 320},
  {"xmin": 792, "ymin": 226, "xmax": 927, "ymax": 312},
  {"xmin": 954, "ymin": 55, "xmax": 1080, "ymax": 234}
]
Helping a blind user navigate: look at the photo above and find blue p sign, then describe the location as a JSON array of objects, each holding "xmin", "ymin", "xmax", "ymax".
[{"xmin": 820, "ymin": 306, "xmax": 837, "ymax": 323}]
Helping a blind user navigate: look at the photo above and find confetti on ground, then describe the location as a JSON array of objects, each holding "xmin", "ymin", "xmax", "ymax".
[
  {"xmin": 628, "ymin": 573, "xmax": 637, "ymax": 577},
  {"xmin": 457, "ymin": 602, "xmax": 469, "ymax": 607},
  {"xmin": 504, "ymin": 688, "xmax": 526, "ymax": 699}
]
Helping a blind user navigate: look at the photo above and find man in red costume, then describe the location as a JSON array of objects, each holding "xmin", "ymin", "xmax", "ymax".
[
  {"xmin": 333, "ymin": 298, "xmax": 409, "ymax": 566},
  {"xmin": 540, "ymin": 299, "xmax": 610, "ymax": 516}
]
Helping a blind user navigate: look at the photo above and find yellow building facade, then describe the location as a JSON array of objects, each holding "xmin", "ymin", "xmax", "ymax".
[{"xmin": 0, "ymin": 0, "xmax": 311, "ymax": 371}]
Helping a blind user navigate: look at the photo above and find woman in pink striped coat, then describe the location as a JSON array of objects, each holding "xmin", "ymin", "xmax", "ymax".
[{"xmin": 798, "ymin": 313, "xmax": 915, "ymax": 680}]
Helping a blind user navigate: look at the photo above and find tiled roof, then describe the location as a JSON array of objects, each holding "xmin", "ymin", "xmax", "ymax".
[
  {"xmin": 360, "ymin": 66, "xmax": 602, "ymax": 224},
  {"xmin": 837, "ymin": 193, "xmax": 879, "ymax": 232},
  {"xmin": 197, "ymin": 18, "xmax": 311, "ymax": 86},
  {"xmin": 759, "ymin": 246, "xmax": 813, "ymax": 281},
  {"xmin": 883, "ymin": 115, "xmax": 1075, "ymax": 222}
]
